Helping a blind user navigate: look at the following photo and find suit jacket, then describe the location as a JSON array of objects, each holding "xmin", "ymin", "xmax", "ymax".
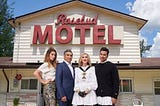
[{"xmin": 56, "ymin": 61, "xmax": 74, "ymax": 101}]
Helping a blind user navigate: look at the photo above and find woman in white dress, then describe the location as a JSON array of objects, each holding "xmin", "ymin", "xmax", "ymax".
[
  {"xmin": 33, "ymin": 47, "xmax": 57, "ymax": 106},
  {"xmin": 72, "ymin": 53, "xmax": 98, "ymax": 106}
]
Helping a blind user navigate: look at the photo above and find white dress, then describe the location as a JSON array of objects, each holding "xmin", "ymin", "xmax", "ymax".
[{"xmin": 72, "ymin": 66, "xmax": 98, "ymax": 105}]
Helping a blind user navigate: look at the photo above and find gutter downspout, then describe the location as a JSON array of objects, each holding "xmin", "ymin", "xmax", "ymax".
[{"xmin": 2, "ymin": 68, "xmax": 9, "ymax": 92}]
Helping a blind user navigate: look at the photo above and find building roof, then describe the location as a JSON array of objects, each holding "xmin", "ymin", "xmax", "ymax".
[
  {"xmin": 8, "ymin": 0, "xmax": 147, "ymax": 30},
  {"xmin": 128, "ymin": 58, "xmax": 160, "ymax": 69},
  {"xmin": 0, "ymin": 57, "xmax": 160, "ymax": 69},
  {"xmin": 0, "ymin": 57, "xmax": 39, "ymax": 69},
  {"xmin": 116, "ymin": 58, "xmax": 160, "ymax": 69}
]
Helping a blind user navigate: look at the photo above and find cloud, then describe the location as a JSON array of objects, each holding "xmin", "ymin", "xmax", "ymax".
[
  {"xmin": 127, "ymin": 0, "xmax": 160, "ymax": 29},
  {"xmin": 126, "ymin": 0, "xmax": 160, "ymax": 57},
  {"xmin": 150, "ymin": 33, "xmax": 160, "ymax": 57},
  {"xmin": 125, "ymin": 2, "xmax": 132, "ymax": 12}
]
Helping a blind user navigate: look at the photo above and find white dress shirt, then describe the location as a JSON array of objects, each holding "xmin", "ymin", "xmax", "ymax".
[{"xmin": 64, "ymin": 60, "xmax": 74, "ymax": 78}]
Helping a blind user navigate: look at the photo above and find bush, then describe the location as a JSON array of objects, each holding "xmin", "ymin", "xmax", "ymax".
[{"xmin": 13, "ymin": 98, "xmax": 19, "ymax": 106}]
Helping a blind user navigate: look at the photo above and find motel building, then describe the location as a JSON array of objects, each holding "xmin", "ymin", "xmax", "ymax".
[{"xmin": 0, "ymin": 0, "xmax": 160, "ymax": 106}]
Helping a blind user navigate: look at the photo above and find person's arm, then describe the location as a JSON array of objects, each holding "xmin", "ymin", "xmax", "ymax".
[
  {"xmin": 33, "ymin": 69, "xmax": 50, "ymax": 84},
  {"xmin": 112, "ymin": 98, "xmax": 118, "ymax": 104},
  {"xmin": 111, "ymin": 64, "xmax": 120, "ymax": 103}
]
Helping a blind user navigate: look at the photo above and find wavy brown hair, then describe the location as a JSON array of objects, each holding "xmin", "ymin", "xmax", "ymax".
[{"xmin": 44, "ymin": 47, "xmax": 57, "ymax": 68}]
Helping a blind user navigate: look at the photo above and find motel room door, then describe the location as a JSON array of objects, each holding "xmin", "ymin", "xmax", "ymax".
[
  {"xmin": 37, "ymin": 82, "xmax": 45, "ymax": 106},
  {"xmin": 153, "ymin": 79, "xmax": 160, "ymax": 106}
]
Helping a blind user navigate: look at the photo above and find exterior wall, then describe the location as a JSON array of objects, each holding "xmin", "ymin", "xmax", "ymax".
[
  {"xmin": 0, "ymin": 68, "xmax": 160, "ymax": 105},
  {"xmin": 13, "ymin": 6, "xmax": 141, "ymax": 64},
  {"xmin": 0, "ymin": 69, "xmax": 8, "ymax": 92},
  {"xmin": 119, "ymin": 69, "xmax": 160, "ymax": 94},
  {"xmin": 119, "ymin": 69, "xmax": 160, "ymax": 106},
  {"xmin": 0, "ymin": 69, "xmax": 37, "ymax": 92},
  {"xmin": 0, "ymin": 69, "xmax": 38, "ymax": 106}
]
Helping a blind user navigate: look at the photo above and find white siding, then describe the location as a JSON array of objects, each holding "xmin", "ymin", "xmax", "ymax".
[{"xmin": 13, "ymin": 7, "xmax": 141, "ymax": 63}]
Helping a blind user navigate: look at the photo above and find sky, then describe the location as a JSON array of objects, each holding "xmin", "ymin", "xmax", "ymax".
[{"xmin": 7, "ymin": 0, "xmax": 160, "ymax": 57}]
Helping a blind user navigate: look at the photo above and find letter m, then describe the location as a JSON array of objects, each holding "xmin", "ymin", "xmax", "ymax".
[{"xmin": 32, "ymin": 25, "xmax": 53, "ymax": 44}]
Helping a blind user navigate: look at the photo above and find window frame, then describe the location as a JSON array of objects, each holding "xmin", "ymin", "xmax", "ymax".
[
  {"xmin": 153, "ymin": 79, "xmax": 160, "ymax": 95},
  {"xmin": 20, "ymin": 77, "xmax": 39, "ymax": 92},
  {"xmin": 119, "ymin": 78, "xmax": 133, "ymax": 93}
]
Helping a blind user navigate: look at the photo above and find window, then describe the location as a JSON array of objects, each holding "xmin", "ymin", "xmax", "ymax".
[
  {"xmin": 154, "ymin": 80, "xmax": 160, "ymax": 95},
  {"xmin": 21, "ymin": 79, "xmax": 38, "ymax": 90},
  {"xmin": 120, "ymin": 79, "xmax": 133, "ymax": 93}
]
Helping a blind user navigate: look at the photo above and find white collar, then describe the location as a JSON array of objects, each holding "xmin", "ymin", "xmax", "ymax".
[{"xmin": 64, "ymin": 60, "xmax": 72, "ymax": 65}]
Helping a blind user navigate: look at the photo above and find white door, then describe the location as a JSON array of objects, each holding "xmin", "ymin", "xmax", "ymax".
[{"xmin": 153, "ymin": 80, "xmax": 160, "ymax": 106}]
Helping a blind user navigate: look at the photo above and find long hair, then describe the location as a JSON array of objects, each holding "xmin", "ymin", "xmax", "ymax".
[
  {"xmin": 44, "ymin": 47, "xmax": 57, "ymax": 68},
  {"xmin": 78, "ymin": 53, "xmax": 91, "ymax": 67}
]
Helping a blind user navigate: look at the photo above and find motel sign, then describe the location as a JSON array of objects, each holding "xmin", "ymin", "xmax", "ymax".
[{"xmin": 32, "ymin": 14, "xmax": 122, "ymax": 45}]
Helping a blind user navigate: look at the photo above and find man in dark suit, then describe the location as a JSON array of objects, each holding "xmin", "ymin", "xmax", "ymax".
[{"xmin": 56, "ymin": 49, "xmax": 74, "ymax": 106}]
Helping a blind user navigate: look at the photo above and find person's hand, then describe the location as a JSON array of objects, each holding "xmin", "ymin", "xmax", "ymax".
[
  {"xmin": 112, "ymin": 98, "xmax": 117, "ymax": 104},
  {"xmin": 84, "ymin": 88, "xmax": 90, "ymax": 94},
  {"xmin": 75, "ymin": 88, "xmax": 80, "ymax": 92},
  {"xmin": 61, "ymin": 96, "xmax": 67, "ymax": 102},
  {"xmin": 42, "ymin": 79, "xmax": 52, "ymax": 84}
]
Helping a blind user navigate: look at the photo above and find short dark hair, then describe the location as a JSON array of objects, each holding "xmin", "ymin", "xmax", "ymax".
[
  {"xmin": 64, "ymin": 49, "xmax": 73, "ymax": 55},
  {"xmin": 100, "ymin": 47, "xmax": 109, "ymax": 55}
]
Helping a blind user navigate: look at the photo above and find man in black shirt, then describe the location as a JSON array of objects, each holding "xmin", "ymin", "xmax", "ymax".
[{"xmin": 95, "ymin": 47, "xmax": 120, "ymax": 106}]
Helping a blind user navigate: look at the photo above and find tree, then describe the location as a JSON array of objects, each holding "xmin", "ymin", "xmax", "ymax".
[
  {"xmin": 140, "ymin": 39, "xmax": 152, "ymax": 57},
  {"xmin": 0, "ymin": 0, "xmax": 14, "ymax": 56}
]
